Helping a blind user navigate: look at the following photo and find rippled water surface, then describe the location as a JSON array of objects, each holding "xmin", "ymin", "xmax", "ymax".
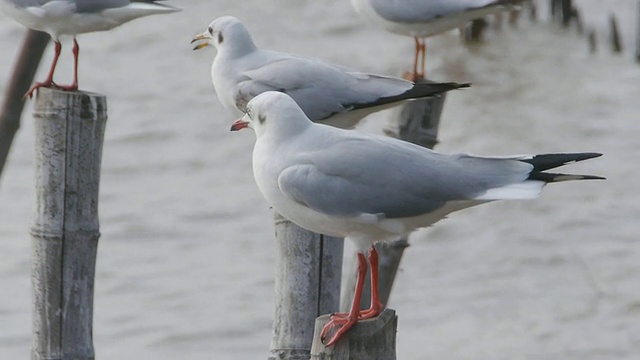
[{"xmin": 1, "ymin": 0, "xmax": 639, "ymax": 359}]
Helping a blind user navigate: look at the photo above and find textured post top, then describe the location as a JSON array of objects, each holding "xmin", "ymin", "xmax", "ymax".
[
  {"xmin": 310, "ymin": 308, "xmax": 398, "ymax": 360},
  {"xmin": 33, "ymin": 88, "xmax": 107, "ymax": 119}
]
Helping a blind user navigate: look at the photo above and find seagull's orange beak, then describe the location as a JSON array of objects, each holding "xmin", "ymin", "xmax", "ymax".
[
  {"xmin": 191, "ymin": 32, "xmax": 211, "ymax": 50},
  {"xmin": 230, "ymin": 118, "xmax": 249, "ymax": 131}
]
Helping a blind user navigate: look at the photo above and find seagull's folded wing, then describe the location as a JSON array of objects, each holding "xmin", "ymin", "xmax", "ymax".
[
  {"xmin": 276, "ymin": 136, "xmax": 534, "ymax": 219},
  {"xmin": 237, "ymin": 54, "xmax": 412, "ymax": 121}
]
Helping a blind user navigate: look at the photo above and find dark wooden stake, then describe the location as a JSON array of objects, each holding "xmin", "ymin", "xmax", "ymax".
[
  {"xmin": 0, "ymin": 30, "xmax": 50, "ymax": 185},
  {"xmin": 637, "ymin": 0, "xmax": 640, "ymax": 62},
  {"xmin": 610, "ymin": 14, "xmax": 623, "ymax": 53},
  {"xmin": 588, "ymin": 30, "xmax": 598, "ymax": 54}
]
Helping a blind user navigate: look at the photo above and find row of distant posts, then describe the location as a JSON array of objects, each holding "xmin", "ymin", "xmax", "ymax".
[{"xmin": 4, "ymin": 1, "xmax": 640, "ymax": 359}]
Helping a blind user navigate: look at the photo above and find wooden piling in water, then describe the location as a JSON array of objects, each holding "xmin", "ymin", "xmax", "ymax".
[
  {"xmin": 637, "ymin": 0, "xmax": 640, "ymax": 62},
  {"xmin": 310, "ymin": 309, "xmax": 397, "ymax": 360},
  {"xmin": 0, "ymin": 30, "xmax": 50, "ymax": 184},
  {"xmin": 610, "ymin": 14, "xmax": 623, "ymax": 53},
  {"xmin": 269, "ymin": 213, "xmax": 343, "ymax": 360},
  {"xmin": 341, "ymin": 84, "xmax": 447, "ymax": 312},
  {"xmin": 30, "ymin": 88, "xmax": 106, "ymax": 360}
]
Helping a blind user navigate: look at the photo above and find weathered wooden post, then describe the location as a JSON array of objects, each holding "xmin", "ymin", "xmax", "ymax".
[
  {"xmin": 0, "ymin": 30, "xmax": 50, "ymax": 184},
  {"xmin": 610, "ymin": 14, "xmax": 623, "ymax": 53},
  {"xmin": 269, "ymin": 214, "xmax": 343, "ymax": 360},
  {"xmin": 588, "ymin": 30, "xmax": 598, "ymax": 53},
  {"xmin": 560, "ymin": 0, "xmax": 573, "ymax": 27},
  {"xmin": 464, "ymin": 18, "xmax": 489, "ymax": 43},
  {"xmin": 341, "ymin": 81, "xmax": 447, "ymax": 311},
  {"xmin": 637, "ymin": 0, "xmax": 640, "ymax": 62},
  {"xmin": 310, "ymin": 309, "xmax": 397, "ymax": 360},
  {"xmin": 30, "ymin": 88, "xmax": 106, "ymax": 360}
]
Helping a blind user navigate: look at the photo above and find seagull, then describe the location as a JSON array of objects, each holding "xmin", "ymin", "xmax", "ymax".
[
  {"xmin": 230, "ymin": 91, "xmax": 604, "ymax": 346},
  {"xmin": 0, "ymin": 0, "xmax": 180, "ymax": 98},
  {"xmin": 191, "ymin": 16, "xmax": 470, "ymax": 129},
  {"xmin": 350, "ymin": 0, "xmax": 521, "ymax": 80}
]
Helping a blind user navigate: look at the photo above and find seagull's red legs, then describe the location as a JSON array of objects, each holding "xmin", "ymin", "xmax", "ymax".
[
  {"xmin": 55, "ymin": 38, "xmax": 79, "ymax": 92},
  {"xmin": 25, "ymin": 38, "xmax": 80, "ymax": 98},
  {"xmin": 320, "ymin": 246, "xmax": 385, "ymax": 346},
  {"xmin": 25, "ymin": 40, "xmax": 62, "ymax": 98},
  {"xmin": 357, "ymin": 246, "xmax": 384, "ymax": 319},
  {"xmin": 407, "ymin": 37, "xmax": 426, "ymax": 81},
  {"xmin": 321, "ymin": 252, "xmax": 367, "ymax": 346}
]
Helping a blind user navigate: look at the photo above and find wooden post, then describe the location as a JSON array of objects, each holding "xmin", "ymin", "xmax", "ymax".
[
  {"xmin": 0, "ymin": 30, "xmax": 50, "ymax": 184},
  {"xmin": 588, "ymin": 30, "xmax": 597, "ymax": 53},
  {"xmin": 269, "ymin": 213, "xmax": 343, "ymax": 360},
  {"xmin": 610, "ymin": 14, "xmax": 623, "ymax": 53},
  {"xmin": 637, "ymin": 0, "xmax": 640, "ymax": 62},
  {"xmin": 310, "ymin": 308, "xmax": 397, "ymax": 359},
  {"xmin": 574, "ymin": 8, "xmax": 584, "ymax": 35},
  {"xmin": 529, "ymin": 0, "xmax": 537, "ymax": 22},
  {"xmin": 30, "ymin": 88, "xmax": 106, "ymax": 360},
  {"xmin": 464, "ymin": 18, "xmax": 488, "ymax": 44},
  {"xmin": 341, "ymin": 84, "xmax": 447, "ymax": 312},
  {"xmin": 561, "ymin": 0, "xmax": 573, "ymax": 27}
]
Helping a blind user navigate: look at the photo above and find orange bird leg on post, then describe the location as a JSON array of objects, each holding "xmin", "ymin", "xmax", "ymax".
[
  {"xmin": 25, "ymin": 40, "xmax": 62, "ymax": 98},
  {"xmin": 320, "ymin": 245, "xmax": 385, "ymax": 346},
  {"xmin": 321, "ymin": 252, "xmax": 368, "ymax": 346},
  {"xmin": 55, "ymin": 38, "xmax": 80, "ymax": 92},
  {"xmin": 357, "ymin": 246, "xmax": 384, "ymax": 319}
]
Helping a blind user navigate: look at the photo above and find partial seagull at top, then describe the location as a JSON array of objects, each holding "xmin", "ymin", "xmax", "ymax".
[
  {"xmin": 350, "ymin": 0, "xmax": 522, "ymax": 80},
  {"xmin": 191, "ymin": 16, "xmax": 470, "ymax": 129},
  {"xmin": 0, "ymin": 0, "xmax": 180, "ymax": 98}
]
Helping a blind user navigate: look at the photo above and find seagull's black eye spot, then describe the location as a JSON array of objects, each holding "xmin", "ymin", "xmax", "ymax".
[
  {"xmin": 218, "ymin": 32, "xmax": 224, "ymax": 44},
  {"xmin": 208, "ymin": 26, "xmax": 213, "ymax": 35},
  {"xmin": 258, "ymin": 114, "xmax": 266, "ymax": 124}
]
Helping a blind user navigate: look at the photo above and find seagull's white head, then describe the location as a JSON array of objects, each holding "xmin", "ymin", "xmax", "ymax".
[
  {"xmin": 230, "ymin": 92, "xmax": 311, "ymax": 139},
  {"xmin": 191, "ymin": 16, "xmax": 257, "ymax": 56}
]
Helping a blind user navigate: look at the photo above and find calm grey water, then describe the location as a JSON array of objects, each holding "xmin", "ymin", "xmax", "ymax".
[{"xmin": 1, "ymin": 0, "xmax": 639, "ymax": 359}]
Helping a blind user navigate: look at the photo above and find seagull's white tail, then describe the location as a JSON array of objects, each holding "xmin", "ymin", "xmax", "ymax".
[
  {"xmin": 475, "ymin": 181, "xmax": 545, "ymax": 201},
  {"xmin": 102, "ymin": 3, "xmax": 180, "ymax": 25}
]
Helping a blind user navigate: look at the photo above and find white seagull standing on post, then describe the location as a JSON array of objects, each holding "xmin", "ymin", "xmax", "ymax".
[
  {"xmin": 0, "ymin": 0, "xmax": 180, "ymax": 98},
  {"xmin": 230, "ymin": 91, "xmax": 604, "ymax": 346},
  {"xmin": 191, "ymin": 16, "xmax": 470, "ymax": 130},
  {"xmin": 350, "ymin": 0, "xmax": 522, "ymax": 80}
]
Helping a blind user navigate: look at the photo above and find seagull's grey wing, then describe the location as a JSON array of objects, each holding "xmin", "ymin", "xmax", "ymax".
[
  {"xmin": 5, "ymin": 0, "xmax": 53, "ymax": 7},
  {"xmin": 237, "ymin": 53, "xmax": 413, "ymax": 121},
  {"xmin": 369, "ymin": 0, "xmax": 503, "ymax": 23},
  {"xmin": 278, "ymin": 136, "xmax": 533, "ymax": 219}
]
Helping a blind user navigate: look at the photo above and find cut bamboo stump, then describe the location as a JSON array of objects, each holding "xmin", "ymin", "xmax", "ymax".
[
  {"xmin": 269, "ymin": 213, "xmax": 343, "ymax": 360},
  {"xmin": 30, "ymin": 88, "xmax": 107, "ymax": 360},
  {"xmin": 610, "ymin": 14, "xmax": 623, "ymax": 53},
  {"xmin": 0, "ymin": 30, "xmax": 50, "ymax": 184},
  {"xmin": 341, "ymin": 86, "xmax": 447, "ymax": 312},
  {"xmin": 310, "ymin": 308, "xmax": 397, "ymax": 360}
]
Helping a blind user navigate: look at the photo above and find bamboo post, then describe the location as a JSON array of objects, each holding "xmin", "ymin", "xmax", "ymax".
[
  {"xmin": 588, "ymin": 30, "xmax": 597, "ymax": 53},
  {"xmin": 529, "ymin": 0, "xmax": 537, "ymax": 22},
  {"xmin": 30, "ymin": 88, "xmax": 106, "ymax": 360},
  {"xmin": 610, "ymin": 14, "xmax": 623, "ymax": 53},
  {"xmin": 310, "ymin": 308, "xmax": 397, "ymax": 359},
  {"xmin": 561, "ymin": 0, "xmax": 573, "ymax": 27},
  {"xmin": 637, "ymin": 0, "xmax": 640, "ymax": 62},
  {"xmin": 464, "ymin": 18, "xmax": 488, "ymax": 44},
  {"xmin": 341, "ymin": 81, "xmax": 447, "ymax": 312},
  {"xmin": 0, "ymin": 30, "xmax": 50, "ymax": 184},
  {"xmin": 269, "ymin": 213, "xmax": 343, "ymax": 360}
]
